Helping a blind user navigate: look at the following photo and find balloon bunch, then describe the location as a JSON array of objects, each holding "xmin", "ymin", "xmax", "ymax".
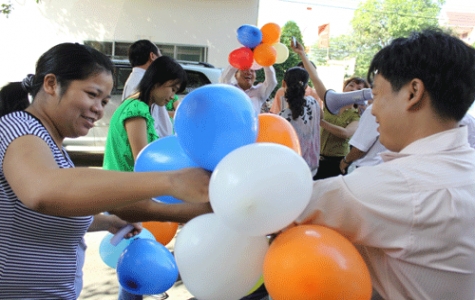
[
  {"xmin": 229, "ymin": 23, "xmax": 289, "ymax": 70},
  {"xmin": 109, "ymin": 82, "xmax": 371, "ymax": 299},
  {"xmin": 171, "ymin": 84, "xmax": 315, "ymax": 299}
]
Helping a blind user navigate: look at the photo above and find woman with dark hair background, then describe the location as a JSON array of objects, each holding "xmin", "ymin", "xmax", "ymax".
[
  {"xmin": 279, "ymin": 66, "xmax": 322, "ymax": 177},
  {"xmin": 315, "ymin": 76, "xmax": 368, "ymax": 179},
  {"xmin": 103, "ymin": 55, "xmax": 210, "ymax": 300}
]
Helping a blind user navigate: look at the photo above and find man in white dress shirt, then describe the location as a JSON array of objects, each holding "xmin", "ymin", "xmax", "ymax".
[
  {"xmin": 296, "ymin": 29, "xmax": 475, "ymax": 300},
  {"xmin": 219, "ymin": 65, "xmax": 277, "ymax": 114},
  {"xmin": 122, "ymin": 40, "xmax": 173, "ymax": 138}
]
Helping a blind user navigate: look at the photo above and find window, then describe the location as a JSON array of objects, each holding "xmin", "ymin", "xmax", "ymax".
[
  {"xmin": 114, "ymin": 42, "xmax": 132, "ymax": 57},
  {"xmin": 156, "ymin": 44, "xmax": 175, "ymax": 58},
  {"xmin": 84, "ymin": 40, "xmax": 207, "ymax": 63},
  {"xmin": 84, "ymin": 41, "xmax": 113, "ymax": 56},
  {"xmin": 176, "ymin": 46, "xmax": 206, "ymax": 62}
]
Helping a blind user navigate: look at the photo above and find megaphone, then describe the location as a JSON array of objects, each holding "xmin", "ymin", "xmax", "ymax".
[{"xmin": 324, "ymin": 88, "xmax": 373, "ymax": 115}]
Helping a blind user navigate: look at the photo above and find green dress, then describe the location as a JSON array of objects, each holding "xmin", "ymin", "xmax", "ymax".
[{"xmin": 103, "ymin": 98, "xmax": 158, "ymax": 172}]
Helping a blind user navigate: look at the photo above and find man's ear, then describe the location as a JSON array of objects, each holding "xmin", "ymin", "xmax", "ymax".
[
  {"xmin": 406, "ymin": 78, "xmax": 426, "ymax": 112},
  {"xmin": 43, "ymin": 74, "xmax": 58, "ymax": 96},
  {"xmin": 149, "ymin": 52, "xmax": 156, "ymax": 62}
]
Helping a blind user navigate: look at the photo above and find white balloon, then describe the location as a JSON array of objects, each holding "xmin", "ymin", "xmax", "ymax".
[
  {"xmin": 273, "ymin": 42, "xmax": 289, "ymax": 64},
  {"xmin": 174, "ymin": 213, "xmax": 268, "ymax": 300},
  {"xmin": 210, "ymin": 143, "xmax": 313, "ymax": 236}
]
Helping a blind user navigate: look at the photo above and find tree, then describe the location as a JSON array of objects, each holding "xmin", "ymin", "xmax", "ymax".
[
  {"xmin": 255, "ymin": 20, "xmax": 305, "ymax": 98},
  {"xmin": 351, "ymin": 0, "xmax": 444, "ymax": 76},
  {"xmin": 309, "ymin": 0, "xmax": 444, "ymax": 78},
  {"xmin": 1, "ymin": 0, "xmax": 40, "ymax": 17}
]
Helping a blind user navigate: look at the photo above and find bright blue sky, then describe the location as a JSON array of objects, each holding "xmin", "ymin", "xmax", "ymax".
[{"xmin": 258, "ymin": 0, "xmax": 475, "ymax": 44}]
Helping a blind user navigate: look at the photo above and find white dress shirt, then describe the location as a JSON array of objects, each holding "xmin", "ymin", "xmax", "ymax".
[
  {"xmin": 219, "ymin": 65, "xmax": 277, "ymax": 114},
  {"xmin": 349, "ymin": 104, "xmax": 387, "ymax": 167},
  {"xmin": 460, "ymin": 113, "xmax": 475, "ymax": 149},
  {"xmin": 122, "ymin": 67, "xmax": 173, "ymax": 137},
  {"xmin": 122, "ymin": 67, "xmax": 146, "ymax": 101},
  {"xmin": 297, "ymin": 126, "xmax": 475, "ymax": 300}
]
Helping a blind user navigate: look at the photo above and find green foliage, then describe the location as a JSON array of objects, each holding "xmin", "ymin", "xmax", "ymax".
[
  {"xmin": 309, "ymin": 0, "xmax": 444, "ymax": 78},
  {"xmin": 350, "ymin": 0, "xmax": 444, "ymax": 76},
  {"xmin": 255, "ymin": 20, "xmax": 305, "ymax": 98},
  {"xmin": 1, "ymin": 3, "xmax": 12, "ymax": 16},
  {"xmin": 1, "ymin": 0, "xmax": 40, "ymax": 17}
]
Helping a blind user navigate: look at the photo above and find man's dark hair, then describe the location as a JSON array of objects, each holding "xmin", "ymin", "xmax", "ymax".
[
  {"xmin": 128, "ymin": 40, "xmax": 159, "ymax": 67},
  {"xmin": 368, "ymin": 28, "xmax": 475, "ymax": 121}
]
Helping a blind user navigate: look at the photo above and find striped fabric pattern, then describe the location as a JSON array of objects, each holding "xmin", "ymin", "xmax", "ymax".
[{"xmin": 0, "ymin": 111, "xmax": 92, "ymax": 299}]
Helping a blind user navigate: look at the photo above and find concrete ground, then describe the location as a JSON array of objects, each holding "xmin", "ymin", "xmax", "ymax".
[{"xmin": 78, "ymin": 231, "xmax": 193, "ymax": 300}]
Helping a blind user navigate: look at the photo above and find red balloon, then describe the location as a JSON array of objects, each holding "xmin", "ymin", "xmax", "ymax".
[
  {"xmin": 229, "ymin": 47, "xmax": 254, "ymax": 70},
  {"xmin": 263, "ymin": 225, "xmax": 372, "ymax": 300}
]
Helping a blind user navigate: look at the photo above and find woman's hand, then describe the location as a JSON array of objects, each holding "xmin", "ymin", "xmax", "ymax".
[
  {"xmin": 169, "ymin": 168, "xmax": 211, "ymax": 203},
  {"xmin": 89, "ymin": 213, "xmax": 142, "ymax": 239},
  {"xmin": 290, "ymin": 40, "xmax": 306, "ymax": 56},
  {"xmin": 107, "ymin": 215, "xmax": 142, "ymax": 239}
]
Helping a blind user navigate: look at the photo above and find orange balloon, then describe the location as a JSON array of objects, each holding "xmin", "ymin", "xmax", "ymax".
[
  {"xmin": 263, "ymin": 225, "xmax": 372, "ymax": 300},
  {"xmin": 256, "ymin": 113, "xmax": 301, "ymax": 155},
  {"xmin": 142, "ymin": 221, "xmax": 179, "ymax": 246},
  {"xmin": 261, "ymin": 23, "xmax": 281, "ymax": 44},
  {"xmin": 253, "ymin": 44, "xmax": 277, "ymax": 67}
]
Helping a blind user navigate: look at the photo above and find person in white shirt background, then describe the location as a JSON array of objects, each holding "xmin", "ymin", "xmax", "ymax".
[
  {"xmin": 339, "ymin": 104, "xmax": 387, "ymax": 174},
  {"xmin": 122, "ymin": 40, "xmax": 173, "ymax": 138},
  {"xmin": 295, "ymin": 28, "xmax": 475, "ymax": 300},
  {"xmin": 219, "ymin": 64, "xmax": 277, "ymax": 115},
  {"xmin": 340, "ymin": 106, "xmax": 475, "ymax": 175}
]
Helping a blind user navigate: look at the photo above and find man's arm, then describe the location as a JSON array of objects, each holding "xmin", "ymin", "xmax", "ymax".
[
  {"xmin": 340, "ymin": 146, "xmax": 367, "ymax": 174},
  {"xmin": 260, "ymin": 66, "xmax": 278, "ymax": 100},
  {"xmin": 270, "ymin": 87, "xmax": 284, "ymax": 114},
  {"xmin": 219, "ymin": 65, "xmax": 238, "ymax": 84},
  {"xmin": 110, "ymin": 199, "xmax": 212, "ymax": 223}
]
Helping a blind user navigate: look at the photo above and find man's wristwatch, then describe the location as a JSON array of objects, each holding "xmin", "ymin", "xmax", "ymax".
[{"xmin": 343, "ymin": 156, "xmax": 351, "ymax": 164}]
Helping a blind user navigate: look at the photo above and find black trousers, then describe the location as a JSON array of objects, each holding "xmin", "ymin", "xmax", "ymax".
[{"xmin": 313, "ymin": 155, "xmax": 345, "ymax": 180}]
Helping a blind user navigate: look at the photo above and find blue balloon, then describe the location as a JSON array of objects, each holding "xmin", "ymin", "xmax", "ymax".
[
  {"xmin": 117, "ymin": 239, "xmax": 179, "ymax": 295},
  {"xmin": 237, "ymin": 24, "xmax": 263, "ymax": 49},
  {"xmin": 134, "ymin": 135, "xmax": 199, "ymax": 204},
  {"xmin": 174, "ymin": 84, "xmax": 258, "ymax": 171},
  {"xmin": 99, "ymin": 229, "xmax": 156, "ymax": 269}
]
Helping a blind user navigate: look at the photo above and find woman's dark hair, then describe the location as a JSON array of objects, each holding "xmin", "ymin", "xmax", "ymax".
[
  {"xmin": 137, "ymin": 56, "xmax": 187, "ymax": 104},
  {"xmin": 0, "ymin": 82, "xmax": 30, "ymax": 117},
  {"xmin": 284, "ymin": 67, "xmax": 309, "ymax": 120},
  {"xmin": 367, "ymin": 28, "xmax": 475, "ymax": 121},
  {"xmin": 343, "ymin": 77, "xmax": 370, "ymax": 90},
  {"xmin": 0, "ymin": 43, "xmax": 114, "ymax": 117}
]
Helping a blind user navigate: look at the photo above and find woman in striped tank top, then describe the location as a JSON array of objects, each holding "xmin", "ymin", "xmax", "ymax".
[{"xmin": 0, "ymin": 43, "xmax": 211, "ymax": 299}]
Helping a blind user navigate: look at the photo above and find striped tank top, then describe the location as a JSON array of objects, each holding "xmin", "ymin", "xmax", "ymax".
[{"xmin": 0, "ymin": 111, "xmax": 93, "ymax": 299}]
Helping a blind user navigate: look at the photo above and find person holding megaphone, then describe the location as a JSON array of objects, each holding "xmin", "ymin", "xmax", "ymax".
[{"xmin": 290, "ymin": 41, "xmax": 370, "ymax": 179}]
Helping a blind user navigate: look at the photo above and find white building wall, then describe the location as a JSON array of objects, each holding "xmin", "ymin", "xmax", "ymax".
[{"xmin": 0, "ymin": 0, "xmax": 259, "ymax": 86}]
